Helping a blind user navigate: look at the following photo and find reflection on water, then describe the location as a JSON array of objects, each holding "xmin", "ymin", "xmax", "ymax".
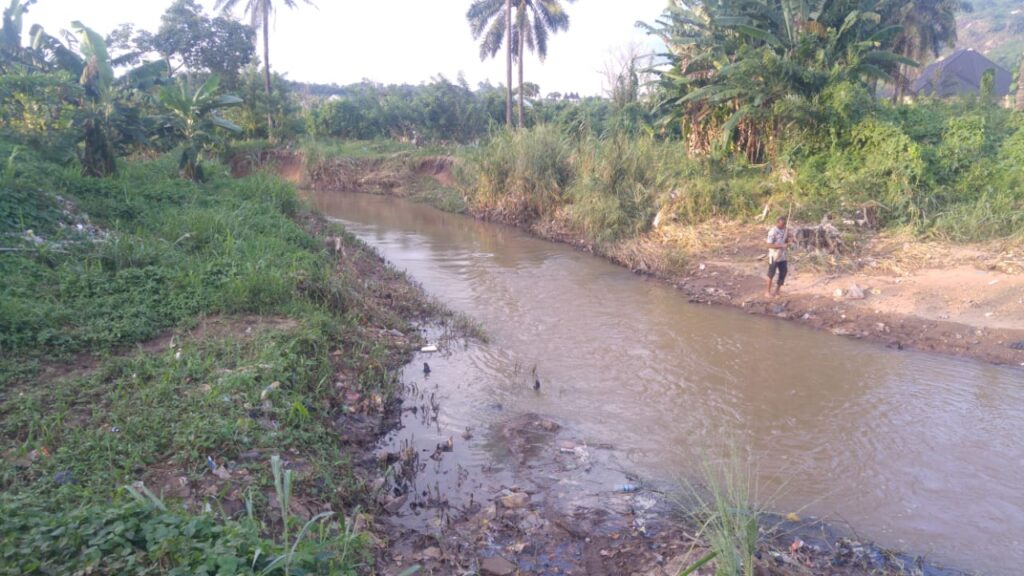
[{"xmin": 309, "ymin": 190, "xmax": 1024, "ymax": 575}]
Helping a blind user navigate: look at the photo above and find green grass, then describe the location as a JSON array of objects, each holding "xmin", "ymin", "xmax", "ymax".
[{"xmin": 0, "ymin": 144, "xmax": 441, "ymax": 574}]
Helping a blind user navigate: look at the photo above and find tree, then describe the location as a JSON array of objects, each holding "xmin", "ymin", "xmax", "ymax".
[
  {"xmin": 1, "ymin": 0, "xmax": 39, "ymax": 72},
  {"xmin": 511, "ymin": 0, "xmax": 573, "ymax": 128},
  {"xmin": 213, "ymin": 0, "xmax": 314, "ymax": 141},
  {"xmin": 467, "ymin": 0, "xmax": 514, "ymax": 126},
  {"xmin": 147, "ymin": 0, "xmax": 254, "ymax": 89},
  {"xmin": 469, "ymin": 0, "xmax": 573, "ymax": 128},
  {"xmin": 884, "ymin": 0, "xmax": 969, "ymax": 101},
  {"xmin": 641, "ymin": 0, "xmax": 913, "ymax": 161},
  {"xmin": 158, "ymin": 74, "xmax": 242, "ymax": 180},
  {"xmin": 27, "ymin": 21, "xmax": 168, "ymax": 175},
  {"xmin": 1017, "ymin": 57, "xmax": 1024, "ymax": 111}
]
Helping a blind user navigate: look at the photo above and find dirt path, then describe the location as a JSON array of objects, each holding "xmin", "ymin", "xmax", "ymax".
[{"xmin": 671, "ymin": 233, "xmax": 1024, "ymax": 367}]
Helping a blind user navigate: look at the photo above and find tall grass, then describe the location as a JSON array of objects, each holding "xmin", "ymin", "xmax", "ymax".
[
  {"xmin": 455, "ymin": 109, "xmax": 1024, "ymax": 248},
  {"xmin": 677, "ymin": 447, "xmax": 770, "ymax": 576},
  {"xmin": 456, "ymin": 127, "xmax": 770, "ymax": 243},
  {"xmin": 456, "ymin": 125, "xmax": 574, "ymax": 224}
]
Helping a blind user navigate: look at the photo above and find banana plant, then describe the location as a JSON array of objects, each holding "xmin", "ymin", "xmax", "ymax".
[
  {"xmin": 26, "ymin": 21, "xmax": 169, "ymax": 176},
  {"xmin": 158, "ymin": 73, "xmax": 242, "ymax": 181}
]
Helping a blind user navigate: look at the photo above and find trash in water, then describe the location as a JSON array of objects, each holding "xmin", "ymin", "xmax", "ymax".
[
  {"xmin": 421, "ymin": 345, "xmax": 438, "ymax": 353},
  {"xmin": 615, "ymin": 483, "xmax": 639, "ymax": 493}
]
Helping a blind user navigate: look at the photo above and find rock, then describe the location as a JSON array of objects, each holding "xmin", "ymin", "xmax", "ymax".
[
  {"xmin": 420, "ymin": 546, "xmax": 442, "ymax": 560},
  {"xmin": 480, "ymin": 555, "xmax": 517, "ymax": 576},
  {"xmin": 833, "ymin": 288, "xmax": 844, "ymax": 298},
  {"xmin": 499, "ymin": 491, "xmax": 530, "ymax": 509},
  {"xmin": 535, "ymin": 418, "xmax": 560, "ymax": 432},
  {"xmin": 383, "ymin": 493, "xmax": 407, "ymax": 514},
  {"xmin": 847, "ymin": 284, "xmax": 866, "ymax": 300}
]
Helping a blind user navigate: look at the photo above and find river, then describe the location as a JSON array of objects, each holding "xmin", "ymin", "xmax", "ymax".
[{"xmin": 307, "ymin": 190, "xmax": 1024, "ymax": 575}]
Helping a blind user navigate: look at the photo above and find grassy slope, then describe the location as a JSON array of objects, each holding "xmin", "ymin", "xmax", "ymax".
[{"xmin": 0, "ymin": 146, "xmax": 444, "ymax": 574}]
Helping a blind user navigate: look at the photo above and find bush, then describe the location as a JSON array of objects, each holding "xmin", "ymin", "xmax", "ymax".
[{"xmin": 456, "ymin": 125, "xmax": 573, "ymax": 224}]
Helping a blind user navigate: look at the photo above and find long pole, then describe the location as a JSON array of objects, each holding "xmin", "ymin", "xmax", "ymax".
[{"xmin": 505, "ymin": 0, "xmax": 513, "ymax": 126}]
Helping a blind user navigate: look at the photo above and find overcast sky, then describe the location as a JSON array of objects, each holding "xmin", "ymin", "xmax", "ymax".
[{"xmin": 21, "ymin": 0, "xmax": 669, "ymax": 95}]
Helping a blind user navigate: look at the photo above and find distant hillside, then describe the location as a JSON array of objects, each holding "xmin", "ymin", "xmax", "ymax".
[{"xmin": 957, "ymin": 0, "xmax": 1024, "ymax": 70}]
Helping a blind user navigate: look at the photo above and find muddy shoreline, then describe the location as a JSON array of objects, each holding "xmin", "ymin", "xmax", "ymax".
[{"xmin": 248, "ymin": 149, "xmax": 1024, "ymax": 370}]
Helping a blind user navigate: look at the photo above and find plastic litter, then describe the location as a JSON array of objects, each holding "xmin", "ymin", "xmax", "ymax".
[
  {"xmin": 615, "ymin": 483, "xmax": 639, "ymax": 493},
  {"xmin": 421, "ymin": 345, "xmax": 438, "ymax": 353}
]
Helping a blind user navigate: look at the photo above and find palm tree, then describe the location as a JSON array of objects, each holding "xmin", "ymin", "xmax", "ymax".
[
  {"xmin": 885, "ymin": 0, "xmax": 968, "ymax": 101},
  {"xmin": 510, "ymin": 0, "xmax": 572, "ymax": 128},
  {"xmin": 469, "ymin": 0, "xmax": 573, "ymax": 128},
  {"xmin": 213, "ymin": 0, "xmax": 314, "ymax": 140},
  {"xmin": 467, "ymin": 0, "xmax": 514, "ymax": 126}
]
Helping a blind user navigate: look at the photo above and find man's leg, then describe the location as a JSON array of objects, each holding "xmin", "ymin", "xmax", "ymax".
[
  {"xmin": 766, "ymin": 262, "xmax": 776, "ymax": 298},
  {"xmin": 774, "ymin": 261, "xmax": 788, "ymax": 296}
]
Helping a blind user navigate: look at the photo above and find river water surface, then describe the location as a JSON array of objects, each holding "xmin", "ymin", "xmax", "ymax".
[{"xmin": 308, "ymin": 190, "xmax": 1024, "ymax": 575}]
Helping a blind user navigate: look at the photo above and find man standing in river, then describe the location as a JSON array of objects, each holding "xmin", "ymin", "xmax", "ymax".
[{"xmin": 766, "ymin": 216, "xmax": 791, "ymax": 298}]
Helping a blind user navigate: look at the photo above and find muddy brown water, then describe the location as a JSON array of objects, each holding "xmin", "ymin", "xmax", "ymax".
[{"xmin": 307, "ymin": 190, "xmax": 1024, "ymax": 575}]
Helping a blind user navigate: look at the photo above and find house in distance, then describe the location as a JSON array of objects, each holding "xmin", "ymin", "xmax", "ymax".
[{"xmin": 909, "ymin": 48, "xmax": 1013, "ymax": 102}]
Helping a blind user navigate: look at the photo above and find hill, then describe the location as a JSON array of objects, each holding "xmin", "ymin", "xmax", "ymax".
[{"xmin": 957, "ymin": 0, "xmax": 1024, "ymax": 69}]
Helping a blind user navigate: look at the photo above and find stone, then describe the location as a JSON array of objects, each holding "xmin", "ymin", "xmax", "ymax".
[
  {"xmin": 499, "ymin": 492, "xmax": 530, "ymax": 509},
  {"xmin": 383, "ymin": 493, "xmax": 407, "ymax": 514},
  {"xmin": 480, "ymin": 555, "xmax": 517, "ymax": 576},
  {"xmin": 847, "ymin": 284, "xmax": 866, "ymax": 300},
  {"xmin": 420, "ymin": 546, "xmax": 442, "ymax": 560}
]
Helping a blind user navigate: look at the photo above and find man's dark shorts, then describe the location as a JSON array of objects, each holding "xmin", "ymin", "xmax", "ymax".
[{"xmin": 768, "ymin": 260, "xmax": 788, "ymax": 285}]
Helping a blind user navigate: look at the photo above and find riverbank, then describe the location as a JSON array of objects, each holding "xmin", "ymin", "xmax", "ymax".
[
  {"xmin": 258, "ymin": 147, "xmax": 1024, "ymax": 369},
  {"xmin": 0, "ymin": 153, "xmax": 470, "ymax": 572}
]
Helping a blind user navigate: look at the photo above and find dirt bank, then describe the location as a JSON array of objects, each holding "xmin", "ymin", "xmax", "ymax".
[{"xmin": 253, "ymin": 149, "xmax": 1024, "ymax": 369}]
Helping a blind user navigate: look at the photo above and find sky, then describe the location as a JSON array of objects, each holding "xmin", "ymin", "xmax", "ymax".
[{"xmin": 21, "ymin": 0, "xmax": 670, "ymax": 96}]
